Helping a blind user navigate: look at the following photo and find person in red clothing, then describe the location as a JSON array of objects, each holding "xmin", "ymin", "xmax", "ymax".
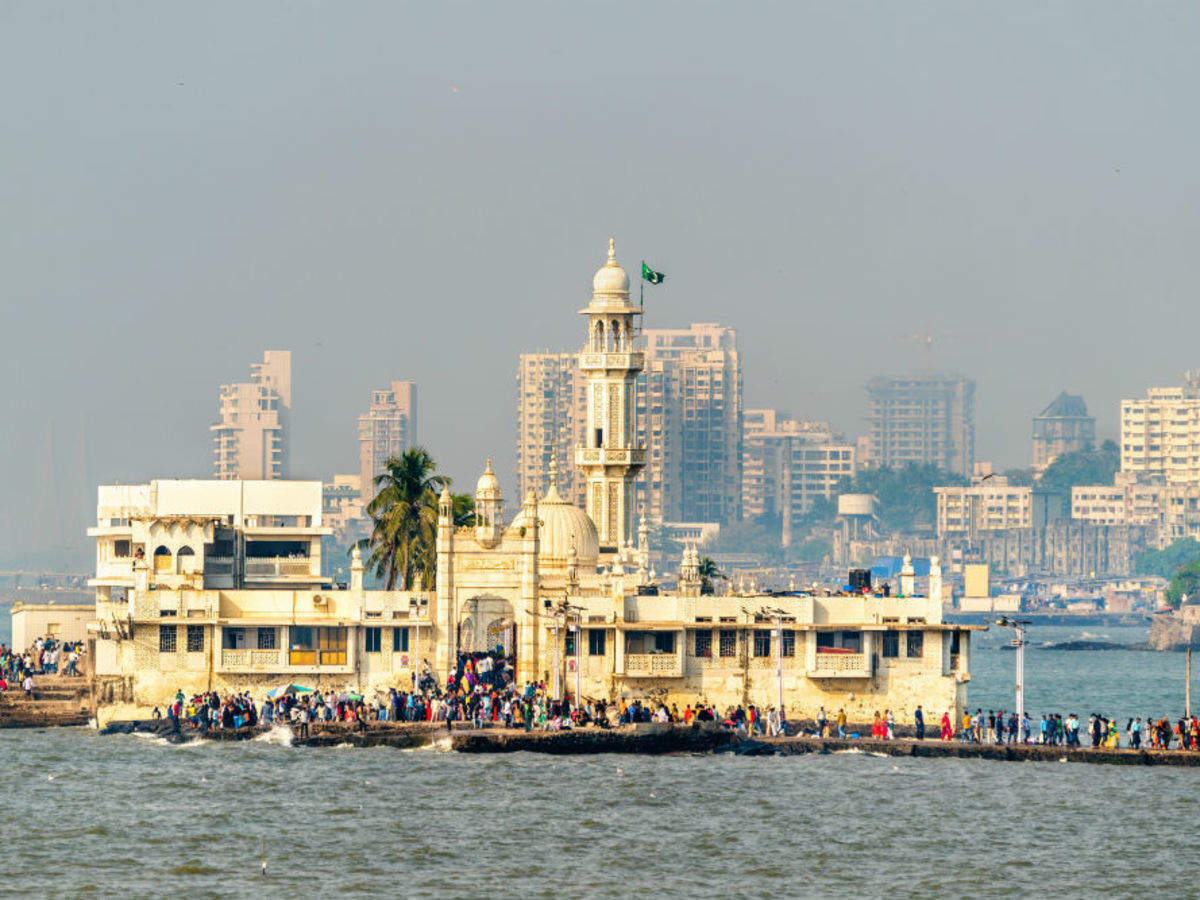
[{"xmin": 940, "ymin": 711, "xmax": 952, "ymax": 741}]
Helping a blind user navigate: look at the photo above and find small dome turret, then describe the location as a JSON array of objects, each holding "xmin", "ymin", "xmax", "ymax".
[{"xmin": 590, "ymin": 238, "xmax": 630, "ymax": 303}]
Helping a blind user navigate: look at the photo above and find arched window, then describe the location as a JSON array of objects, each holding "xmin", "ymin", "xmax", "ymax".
[
  {"xmin": 177, "ymin": 545, "xmax": 196, "ymax": 574},
  {"xmin": 153, "ymin": 545, "xmax": 172, "ymax": 574},
  {"xmin": 594, "ymin": 320, "xmax": 605, "ymax": 351},
  {"xmin": 611, "ymin": 319, "xmax": 621, "ymax": 350}
]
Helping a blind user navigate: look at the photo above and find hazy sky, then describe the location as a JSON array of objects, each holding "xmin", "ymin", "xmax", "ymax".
[{"xmin": 4, "ymin": 2, "xmax": 1199, "ymax": 563}]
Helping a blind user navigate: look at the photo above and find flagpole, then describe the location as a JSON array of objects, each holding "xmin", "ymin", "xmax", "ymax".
[{"xmin": 640, "ymin": 261, "xmax": 644, "ymax": 311}]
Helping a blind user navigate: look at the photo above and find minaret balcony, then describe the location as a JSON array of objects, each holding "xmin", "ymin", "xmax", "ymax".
[
  {"xmin": 578, "ymin": 351, "xmax": 644, "ymax": 372},
  {"xmin": 575, "ymin": 447, "xmax": 646, "ymax": 468}
]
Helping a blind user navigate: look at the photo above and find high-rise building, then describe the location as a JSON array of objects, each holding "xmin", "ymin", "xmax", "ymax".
[
  {"xmin": 637, "ymin": 323, "xmax": 743, "ymax": 525},
  {"xmin": 865, "ymin": 373, "xmax": 975, "ymax": 475},
  {"xmin": 516, "ymin": 322, "xmax": 743, "ymax": 528},
  {"xmin": 1120, "ymin": 374, "xmax": 1200, "ymax": 485},
  {"xmin": 358, "ymin": 380, "xmax": 418, "ymax": 501},
  {"xmin": 742, "ymin": 410, "xmax": 855, "ymax": 545},
  {"xmin": 210, "ymin": 351, "xmax": 291, "ymax": 480},
  {"xmin": 1032, "ymin": 391, "xmax": 1095, "ymax": 471},
  {"xmin": 515, "ymin": 353, "xmax": 587, "ymax": 506}
]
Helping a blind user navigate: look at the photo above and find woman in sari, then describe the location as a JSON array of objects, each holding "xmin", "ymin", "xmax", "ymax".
[{"xmin": 940, "ymin": 711, "xmax": 952, "ymax": 741}]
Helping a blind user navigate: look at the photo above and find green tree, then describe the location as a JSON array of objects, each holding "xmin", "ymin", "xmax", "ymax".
[
  {"xmin": 711, "ymin": 520, "xmax": 783, "ymax": 562},
  {"xmin": 1001, "ymin": 468, "xmax": 1035, "ymax": 486},
  {"xmin": 360, "ymin": 447, "xmax": 448, "ymax": 590},
  {"xmin": 792, "ymin": 536, "xmax": 832, "ymax": 564},
  {"xmin": 833, "ymin": 464, "xmax": 967, "ymax": 534},
  {"xmin": 1134, "ymin": 538, "xmax": 1200, "ymax": 579},
  {"xmin": 644, "ymin": 519, "xmax": 683, "ymax": 562},
  {"xmin": 1166, "ymin": 560, "xmax": 1200, "ymax": 608},
  {"xmin": 698, "ymin": 556, "xmax": 722, "ymax": 595},
  {"xmin": 1036, "ymin": 440, "xmax": 1119, "ymax": 492},
  {"xmin": 408, "ymin": 492, "xmax": 474, "ymax": 590}
]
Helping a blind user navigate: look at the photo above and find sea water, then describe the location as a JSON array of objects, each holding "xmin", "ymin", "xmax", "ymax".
[{"xmin": 1, "ymin": 616, "xmax": 1197, "ymax": 895}]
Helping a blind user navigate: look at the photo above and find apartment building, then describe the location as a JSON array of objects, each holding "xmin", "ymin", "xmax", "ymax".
[
  {"xmin": 358, "ymin": 380, "xmax": 418, "ymax": 500},
  {"xmin": 1120, "ymin": 376, "xmax": 1200, "ymax": 484},
  {"xmin": 636, "ymin": 323, "xmax": 743, "ymax": 524},
  {"xmin": 933, "ymin": 476, "xmax": 1032, "ymax": 540},
  {"xmin": 517, "ymin": 324, "xmax": 743, "ymax": 526},
  {"xmin": 865, "ymin": 373, "xmax": 975, "ymax": 475},
  {"xmin": 516, "ymin": 352, "xmax": 587, "ymax": 506},
  {"xmin": 742, "ymin": 410, "xmax": 855, "ymax": 544},
  {"xmin": 1073, "ymin": 475, "xmax": 1200, "ymax": 548},
  {"xmin": 210, "ymin": 351, "xmax": 291, "ymax": 480},
  {"xmin": 1032, "ymin": 391, "xmax": 1095, "ymax": 471}
]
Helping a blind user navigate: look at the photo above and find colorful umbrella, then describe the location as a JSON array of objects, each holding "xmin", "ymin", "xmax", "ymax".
[{"xmin": 266, "ymin": 684, "xmax": 315, "ymax": 699}]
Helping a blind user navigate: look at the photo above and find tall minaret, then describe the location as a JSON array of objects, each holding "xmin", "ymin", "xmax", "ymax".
[{"xmin": 575, "ymin": 238, "xmax": 646, "ymax": 551}]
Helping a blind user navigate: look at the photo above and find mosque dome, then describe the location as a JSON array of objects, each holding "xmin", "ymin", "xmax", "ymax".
[
  {"xmin": 509, "ymin": 461, "xmax": 600, "ymax": 565},
  {"xmin": 538, "ymin": 482, "xmax": 599, "ymax": 564},
  {"xmin": 591, "ymin": 238, "xmax": 630, "ymax": 299},
  {"xmin": 475, "ymin": 458, "xmax": 501, "ymax": 497}
]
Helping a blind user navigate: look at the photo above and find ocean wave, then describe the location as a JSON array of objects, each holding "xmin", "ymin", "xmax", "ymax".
[
  {"xmin": 252, "ymin": 725, "xmax": 294, "ymax": 746},
  {"xmin": 401, "ymin": 736, "xmax": 453, "ymax": 753},
  {"xmin": 129, "ymin": 731, "xmax": 210, "ymax": 748}
]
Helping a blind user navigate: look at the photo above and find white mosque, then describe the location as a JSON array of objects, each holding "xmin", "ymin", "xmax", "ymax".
[{"xmin": 84, "ymin": 239, "xmax": 977, "ymax": 721}]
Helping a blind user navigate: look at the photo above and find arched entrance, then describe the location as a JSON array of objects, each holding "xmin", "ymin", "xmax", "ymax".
[{"xmin": 458, "ymin": 595, "xmax": 517, "ymax": 665}]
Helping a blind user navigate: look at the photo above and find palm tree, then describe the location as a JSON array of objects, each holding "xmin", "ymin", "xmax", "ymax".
[
  {"xmin": 698, "ymin": 556, "xmax": 723, "ymax": 595},
  {"xmin": 411, "ymin": 492, "xmax": 475, "ymax": 590},
  {"xmin": 360, "ymin": 448, "xmax": 447, "ymax": 590}
]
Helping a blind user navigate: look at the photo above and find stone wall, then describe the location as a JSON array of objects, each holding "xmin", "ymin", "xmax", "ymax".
[{"xmin": 1147, "ymin": 613, "xmax": 1200, "ymax": 651}]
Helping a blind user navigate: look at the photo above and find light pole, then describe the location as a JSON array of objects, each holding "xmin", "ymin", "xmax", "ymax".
[
  {"xmin": 996, "ymin": 617, "xmax": 1030, "ymax": 730},
  {"xmin": 549, "ymin": 601, "xmax": 561, "ymax": 701},
  {"xmin": 564, "ymin": 601, "xmax": 585, "ymax": 710},
  {"xmin": 409, "ymin": 597, "xmax": 423, "ymax": 692},
  {"xmin": 763, "ymin": 607, "xmax": 785, "ymax": 727}
]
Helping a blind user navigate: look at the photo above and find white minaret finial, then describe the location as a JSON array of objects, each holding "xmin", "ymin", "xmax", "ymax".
[
  {"xmin": 548, "ymin": 453, "xmax": 558, "ymax": 489},
  {"xmin": 607, "ymin": 236, "xmax": 616, "ymax": 263}
]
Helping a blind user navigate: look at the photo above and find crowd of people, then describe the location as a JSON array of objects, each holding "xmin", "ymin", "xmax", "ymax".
[
  {"xmin": 137, "ymin": 644, "xmax": 1200, "ymax": 753},
  {"xmin": 0, "ymin": 637, "xmax": 85, "ymax": 694}
]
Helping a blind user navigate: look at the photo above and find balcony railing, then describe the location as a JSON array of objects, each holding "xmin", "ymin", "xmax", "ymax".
[
  {"xmin": 220, "ymin": 648, "xmax": 284, "ymax": 669},
  {"xmin": 808, "ymin": 652, "xmax": 871, "ymax": 678},
  {"xmin": 204, "ymin": 557, "xmax": 235, "ymax": 575},
  {"xmin": 244, "ymin": 558, "xmax": 317, "ymax": 578},
  {"xmin": 578, "ymin": 351, "xmax": 644, "ymax": 371},
  {"xmin": 623, "ymin": 653, "xmax": 683, "ymax": 678},
  {"xmin": 575, "ymin": 448, "xmax": 647, "ymax": 467}
]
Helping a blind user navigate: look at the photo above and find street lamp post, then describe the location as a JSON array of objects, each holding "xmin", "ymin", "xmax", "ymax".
[
  {"xmin": 409, "ymin": 598, "xmax": 421, "ymax": 692},
  {"xmin": 997, "ymin": 617, "xmax": 1030, "ymax": 729},
  {"xmin": 774, "ymin": 613, "xmax": 784, "ymax": 720},
  {"xmin": 571, "ymin": 614, "xmax": 581, "ymax": 709},
  {"xmin": 551, "ymin": 608, "xmax": 561, "ymax": 701}
]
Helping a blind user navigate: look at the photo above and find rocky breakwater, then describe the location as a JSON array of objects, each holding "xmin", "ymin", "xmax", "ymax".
[
  {"xmin": 0, "ymin": 676, "xmax": 91, "ymax": 728},
  {"xmin": 1146, "ymin": 610, "xmax": 1200, "ymax": 651},
  {"xmin": 99, "ymin": 717, "xmax": 446, "ymax": 748},
  {"xmin": 452, "ymin": 722, "xmax": 738, "ymax": 754}
]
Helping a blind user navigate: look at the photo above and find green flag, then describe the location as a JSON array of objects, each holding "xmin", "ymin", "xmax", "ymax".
[{"xmin": 641, "ymin": 261, "xmax": 665, "ymax": 285}]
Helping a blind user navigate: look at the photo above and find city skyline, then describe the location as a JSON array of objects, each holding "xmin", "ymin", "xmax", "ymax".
[{"xmin": 6, "ymin": 4, "xmax": 1200, "ymax": 561}]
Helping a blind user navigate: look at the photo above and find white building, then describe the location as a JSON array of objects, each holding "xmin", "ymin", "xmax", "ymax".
[{"xmin": 85, "ymin": 241, "xmax": 978, "ymax": 723}]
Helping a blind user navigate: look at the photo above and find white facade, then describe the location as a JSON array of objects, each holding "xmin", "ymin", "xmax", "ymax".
[
  {"xmin": 88, "ymin": 480, "xmax": 330, "ymax": 594},
  {"xmin": 574, "ymin": 239, "xmax": 645, "ymax": 550}
]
